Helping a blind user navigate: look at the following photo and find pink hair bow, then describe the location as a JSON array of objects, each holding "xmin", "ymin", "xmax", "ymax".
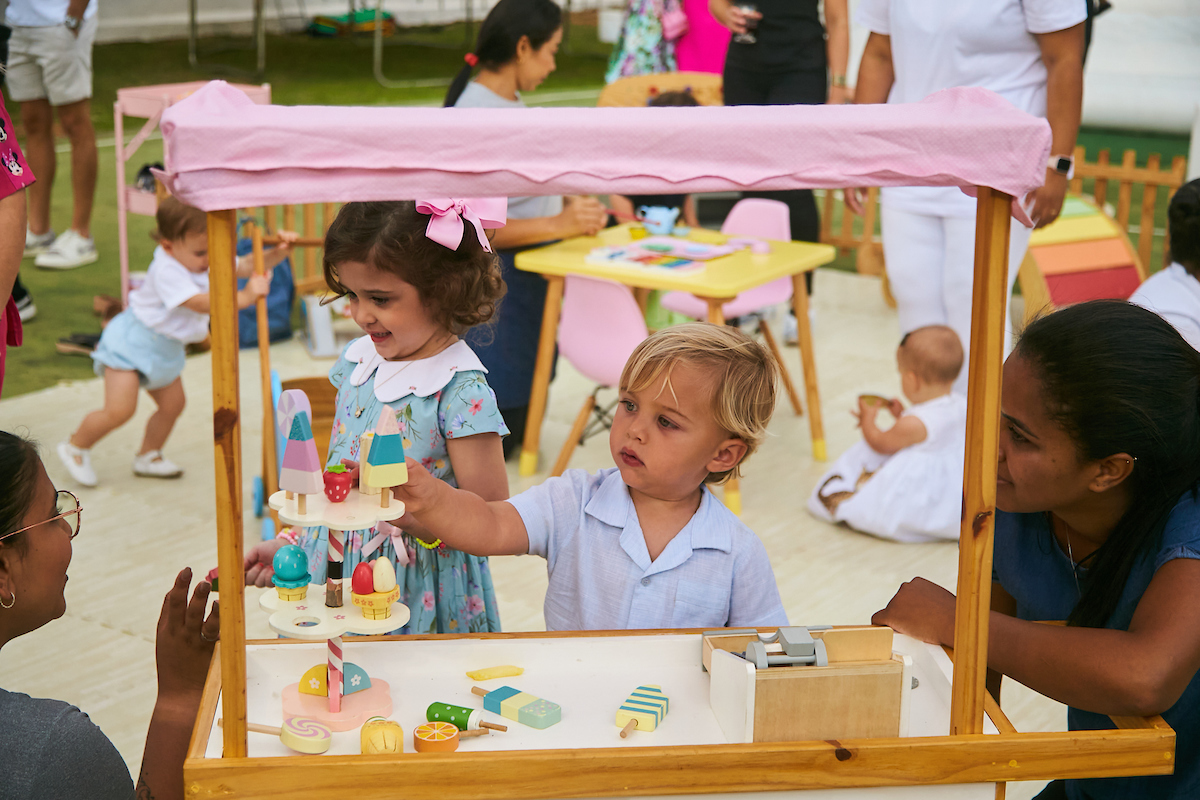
[{"xmin": 415, "ymin": 198, "xmax": 507, "ymax": 253}]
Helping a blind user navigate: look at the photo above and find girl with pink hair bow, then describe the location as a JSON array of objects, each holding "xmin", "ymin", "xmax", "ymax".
[{"xmin": 243, "ymin": 200, "xmax": 512, "ymax": 635}]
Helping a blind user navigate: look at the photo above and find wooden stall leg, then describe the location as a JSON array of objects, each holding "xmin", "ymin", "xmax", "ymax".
[
  {"xmin": 950, "ymin": 187, "xmax": 1012, "ymax": 736},
  {"xmin": 251, "ymin": 225, "xmax": 278, "ymax": 502},
  {"xmin": 789, "ymin": 273, "xmax": 826, "ymax": 461},
  {"xmin": 209, "ymin": 209, "xmax": 248, "ymax": 758},
  {"xmin": 552, "ymin": 394, "xmax": 595, "ymax": 478},
  {"xmin": 519, "ymin": 276, "xmax": 565, "ymax": 477},
  {"xmin": 759, "ymin": 319, "xmax": 803, "ymax": 416}
]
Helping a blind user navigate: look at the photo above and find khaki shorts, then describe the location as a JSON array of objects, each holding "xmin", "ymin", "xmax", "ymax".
[{"xmin": 5, "ymin": 16, "xmax": 98, "ymax": 106}]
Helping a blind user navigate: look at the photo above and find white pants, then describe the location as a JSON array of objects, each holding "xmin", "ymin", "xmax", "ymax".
[{"xmin": 881, "ymin": 205, "xmax": 1033, "ymax": 395}]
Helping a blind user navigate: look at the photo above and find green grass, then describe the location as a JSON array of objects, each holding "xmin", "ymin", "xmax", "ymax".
[{"xmin": 3, "ymin": 27, "xmax": 1191, "ymax": 397}]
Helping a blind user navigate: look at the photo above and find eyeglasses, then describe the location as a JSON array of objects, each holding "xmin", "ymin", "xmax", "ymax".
[{"xmin": 0, "ymin": 490, "xmax": 82, "ymax": 542}]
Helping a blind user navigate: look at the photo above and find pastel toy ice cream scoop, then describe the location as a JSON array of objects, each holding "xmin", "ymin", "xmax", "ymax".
[{"xmin": 272, "ymin": 544, "xmax": 311, "ymax": 601}]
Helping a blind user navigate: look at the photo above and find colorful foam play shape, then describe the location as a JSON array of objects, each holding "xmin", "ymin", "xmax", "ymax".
[
  {"xmin": 344, "ymin": 662, "xmax": 372, "ymax": 695},
  {"xmin": 361, "ymin": 407, "xmax": 408, "ymax": 489},
  {"xmin": 472, "ymin": 685, "xmax": 561, "ymax": 729},
  {"xmin": 279, "ymin": 411, "xmax": 323, "ymax": 495},
  {"xmin": 616, "ymin": 684, "xmax": 669, "ymax": 737}
]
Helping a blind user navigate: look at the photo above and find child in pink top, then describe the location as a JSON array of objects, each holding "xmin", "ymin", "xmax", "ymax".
[{"xmin": 0, "ymin": 90, "xmax": 37, "ymax": 399}]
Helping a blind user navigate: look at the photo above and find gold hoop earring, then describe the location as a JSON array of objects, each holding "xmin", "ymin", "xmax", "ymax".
[{"xmin": 0, "ymin": 589, "xmax": 14, "ymax": 609}]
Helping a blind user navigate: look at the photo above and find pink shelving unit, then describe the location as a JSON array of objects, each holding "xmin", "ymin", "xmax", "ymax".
[{"xmin": 114, "ymin": 81, "xmax": 272, "ymax": 301}]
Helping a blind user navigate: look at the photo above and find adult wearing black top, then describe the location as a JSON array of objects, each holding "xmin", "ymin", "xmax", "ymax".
[{"xmin": 710, "ymin": 0, "xmax": 848, "ymax": 247}]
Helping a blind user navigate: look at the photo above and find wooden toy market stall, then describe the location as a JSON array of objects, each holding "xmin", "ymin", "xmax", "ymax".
[{"xmin": 159, "ymin": 82, "xmax": 1175, "ymax": 798}]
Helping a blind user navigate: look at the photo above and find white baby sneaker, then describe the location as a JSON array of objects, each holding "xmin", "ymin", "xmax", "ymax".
[
  {"xmin": 56, "ymin": 441, "xmax": 98, "ymax": 487},
  {"xmin": 133, "ymin": 450, "xmax": 184, "ymax": 479}
]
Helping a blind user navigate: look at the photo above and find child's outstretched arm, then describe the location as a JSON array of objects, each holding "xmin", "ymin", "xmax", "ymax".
[
  {"xmin": 181, "ymin": 273, "xmax": 271, "ymax": 314},
  {"xmin": 854, "ymin": 396, "xmax": 926, "ymax": 455},
  {"xmin": 137, "ymin": 568, "xmax": 219, "ymax": 800},
  {"xmin": 235, "ymin": 230, "xmax": 297, "ymax": 278},
  {"xmin": 392, "ymin": 458, "xmax": 529, "ymax": 556}
]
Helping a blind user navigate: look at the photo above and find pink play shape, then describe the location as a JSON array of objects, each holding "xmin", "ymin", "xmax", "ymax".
[{"xmin": 282, "ymin": 679, "xmax": 392, "ymax": 732}]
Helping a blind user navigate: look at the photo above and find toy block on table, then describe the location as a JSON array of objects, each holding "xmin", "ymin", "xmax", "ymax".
[
  {"xmin": 616, "ymin": 685, "xmax": 669, "ymax": 738},
  {"xmin": 471, "ymin": 685, "xmax": 561, "ymax": 729},
  {"xmin": 279, "ymin": 411, "xmax": 323, "ymax": 513},
  {"xmin": 350, "ymin": 559, "xmax": 400, "ymax": 619},
  {"xmin": 466, "ymin": 665, "xmax": 524, "ymax": 681},
  {"xmin": 361, "ymin": 406, "xmax": 408, "ymax": 508}
]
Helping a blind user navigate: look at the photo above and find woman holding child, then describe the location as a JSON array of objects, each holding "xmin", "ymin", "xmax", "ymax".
[{"xmin": 875, "ymin": 301, "xmax": 1200, "ymax": 800}]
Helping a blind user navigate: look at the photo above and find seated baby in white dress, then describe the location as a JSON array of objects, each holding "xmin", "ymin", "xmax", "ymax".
[{"xmin": 808, "ymin": 325, "xmax": 965, "ymax": 543}]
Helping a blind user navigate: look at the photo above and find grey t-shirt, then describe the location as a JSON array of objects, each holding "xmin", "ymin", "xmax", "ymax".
[
  {"xmin": 0, "ymin": 688, "xmax": 134, "ymax": 800},
  {"xmin": 453, "ymin": 81, "xmax": 564, "ymax": 222}
]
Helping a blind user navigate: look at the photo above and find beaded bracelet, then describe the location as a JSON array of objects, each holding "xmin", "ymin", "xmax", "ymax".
[
  {"xmin": 414, "ymin": 536, "xmax": 442, "ymax": 550},
  {"xmin": 276, "ymin": 526, "xmax": 299, "ymax": 546}
]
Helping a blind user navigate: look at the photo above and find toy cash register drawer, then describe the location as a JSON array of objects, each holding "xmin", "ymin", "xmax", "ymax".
[{"xmin": 703, "ymin": 626, "xmax": 912, "ymax": 744}]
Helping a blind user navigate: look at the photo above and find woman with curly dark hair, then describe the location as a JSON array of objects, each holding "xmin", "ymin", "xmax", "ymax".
[{"xmin": 243, "ymin": 200, "xmax": 511, "ymax": 635}]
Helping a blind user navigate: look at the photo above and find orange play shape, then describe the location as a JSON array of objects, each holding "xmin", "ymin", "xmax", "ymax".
[{"xmin": 1031, "ymin": 238, "xmax": 1132, "ymax": 276}]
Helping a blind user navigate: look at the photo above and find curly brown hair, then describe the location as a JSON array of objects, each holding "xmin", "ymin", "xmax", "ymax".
[{"xmin": 323, "ymin": 201, "xmax": 506, "ymax": 334}]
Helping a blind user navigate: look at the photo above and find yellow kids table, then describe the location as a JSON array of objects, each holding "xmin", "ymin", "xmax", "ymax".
[{"xmin": 514, "ymin": 225, "xmax": 836, "ymax": 511}]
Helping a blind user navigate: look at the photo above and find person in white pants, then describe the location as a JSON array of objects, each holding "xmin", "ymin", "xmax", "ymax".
[{"xmin": 848, "ymin": 0, "xmax": 1086, "ymax": 395}]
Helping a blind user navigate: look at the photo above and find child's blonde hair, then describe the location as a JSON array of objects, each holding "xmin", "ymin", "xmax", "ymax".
[
  {"xmin": 620, "ymin": 323, "xmax": 779, "ymax": 484},
  {"xmin": 898, "ymin": 325, "xmax": 963, "ymax": 385}
]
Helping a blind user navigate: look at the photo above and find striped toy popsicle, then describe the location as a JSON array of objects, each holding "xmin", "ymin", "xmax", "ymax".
[
  {"xmin": 616, "ymin": 685, "xmax": 669, "ymax": 738},
  {"xmin": 471, "ymin": 685, "xmax": 561, "ymax": 729}
]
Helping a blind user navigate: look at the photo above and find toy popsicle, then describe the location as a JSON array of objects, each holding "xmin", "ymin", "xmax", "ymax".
[
  {"xmin": 413, "ymin": 721, "xmax": 489, "ymax": 753},
  {"xmin": 360, "ymin": 406, "xmax": 408, "ymax": 507},
  {"xmin": 427, "ymin": 702, "xmax": 508, "ymax": 732},
  {"xmin": 471, "ymin": 685, "xmax": 561, "ymax": 729},
  {"xmin": 218, "ymin": 716, "xmax": 332, "ymax": 754},
  {"xmin": 616, "ymin": 685, "xmax": 669, "ymax": 738},
  {"xmin": 279, "ymin": 411, "xmax": 323, "ymax": 513}
]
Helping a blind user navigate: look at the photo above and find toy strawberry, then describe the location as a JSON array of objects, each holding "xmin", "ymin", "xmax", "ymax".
[{"xmin": 323, "ymin": 464, "xmax": 352, "ymax": 503}]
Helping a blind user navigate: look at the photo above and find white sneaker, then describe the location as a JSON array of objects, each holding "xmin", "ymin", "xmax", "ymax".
[
  {"xmin": 35, "ymin": 230, "xmax": 98, "ymax": 269},
  {"xmin": 783, "ymin": 311, "xmax": 799, "ymax": 346},
  {"xmin": 133, "ymin": 450, "xmax": 184, "ymax": 479},
  {"xmin": 24, "ymin": 229, "xmax": 55, "ymax": 258},
  {"xmin": 57, "ymin": 441, "xmax": 98, "ymax": 487},
  {"xmin": 15, "ymin": 295, "xmax": 36, "ymax": 322}
]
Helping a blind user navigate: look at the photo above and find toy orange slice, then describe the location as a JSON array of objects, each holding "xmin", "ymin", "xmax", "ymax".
[{"xmin": 414, "ymin": 720, "xmax": 460, "ymax": 752}]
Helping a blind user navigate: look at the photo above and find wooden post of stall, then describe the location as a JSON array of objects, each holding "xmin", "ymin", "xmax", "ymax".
[
  {"xmin": 208, "ymin": 209, "xmax": 249, "ymax": 757},
  {"xmin": 251, "ymin": 225, "xmax": 278, "ymax": 503},
  {"xmin": 950, "ymin": 187, "xmax": 1012, "ymax": 736}
]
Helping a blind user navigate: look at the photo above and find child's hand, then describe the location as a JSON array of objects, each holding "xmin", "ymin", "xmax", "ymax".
[
  {"xmin": 887, "ymin": 398, "xmax": 905, "ymax": 418},
  {"xmin": 390, "ymin": 458, "xmax": 444, "ymax": 515},
  {"xmin": 339, "ymin": 458, "xmax": 360, "ymax": 487},
  {"xmin": 855, "ymin": 396, "xmax": 880, "ymax": 427},
  {"xmin": 244, "ymin": 537, "xmax": 287, "ymax": 587},
  {"xmin": 274, "ymin": 230, "xmax": 298, "ymax": 257},
  {"xmin": 156, "ymin": 568, "xmax": 219, "ymax": 702},
  {"xmin": 246, "ymin": 273, "xmax": 271, "ymax": 298},
  {"xmin": 562, "ymin": 196, "xmax": 608, "ymax": 238},
  {"xmin": 871, "ymin": 577, "xmax": 956, "ymax": 647}
]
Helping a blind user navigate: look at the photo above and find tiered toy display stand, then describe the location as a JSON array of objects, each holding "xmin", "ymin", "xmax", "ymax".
[
  {"xmin": 1016, "ymin": 195, "xmax": 1147, "ymax": 325},
  {"xmin": 166, "ymin": 82, "xmax": 1174, "ymax": 798},
  {"xmin": 114, "ymin": 81, "xmax": 270, "ymax": 302},
  {"xmin": 264, "ymin": 488, "xmax": 409, "ymax": 730}
]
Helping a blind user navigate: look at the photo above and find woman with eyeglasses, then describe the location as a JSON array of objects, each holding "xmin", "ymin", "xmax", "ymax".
[{"xmin": 0, "ymin": 429, "xmax": 217, "ymax": 800}]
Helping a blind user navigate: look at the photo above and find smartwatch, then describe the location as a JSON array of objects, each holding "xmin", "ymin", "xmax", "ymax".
[
  {"xmin": 1048, "ymin": 154, "xmax": 1075, "ymax": 180},
  {"xmin": 64, "ymin": 15, "xmax": 81, "ymax": 31}
]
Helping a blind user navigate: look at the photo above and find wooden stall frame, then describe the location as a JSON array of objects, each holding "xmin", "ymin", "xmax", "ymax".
[{"xmin": 199, "ymin": 187, "xmax": 1175, "ymax": 795}]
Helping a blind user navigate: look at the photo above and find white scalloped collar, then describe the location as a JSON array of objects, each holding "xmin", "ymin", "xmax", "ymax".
[{"xmin": 345, "ymin": 336, "xmax": 488, "ymax": 402}]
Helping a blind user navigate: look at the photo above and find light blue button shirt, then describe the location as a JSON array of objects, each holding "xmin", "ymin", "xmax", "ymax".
[{"xmin": 509, "ymin": 468, "xmax": 789, "ymax": 631}]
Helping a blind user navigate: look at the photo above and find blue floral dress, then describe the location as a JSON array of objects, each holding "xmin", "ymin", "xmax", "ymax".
[{"xmin": 295, "ymin": 336, "xmax": 508, "ymax": 634}]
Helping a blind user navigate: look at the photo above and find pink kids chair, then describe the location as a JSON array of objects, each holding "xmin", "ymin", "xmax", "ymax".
[
  {"xmin": 550, "ymin": 275, "xmax": 650, "ymax": 477},
  {"xmin": 659, "ymin": 198, "xmax": 804, "ymax": 416}
]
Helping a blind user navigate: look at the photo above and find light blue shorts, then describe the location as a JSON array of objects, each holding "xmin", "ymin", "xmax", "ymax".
[{"xmin": 92, "ymin": 311, "xmax": 186, "ymax": 390}]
